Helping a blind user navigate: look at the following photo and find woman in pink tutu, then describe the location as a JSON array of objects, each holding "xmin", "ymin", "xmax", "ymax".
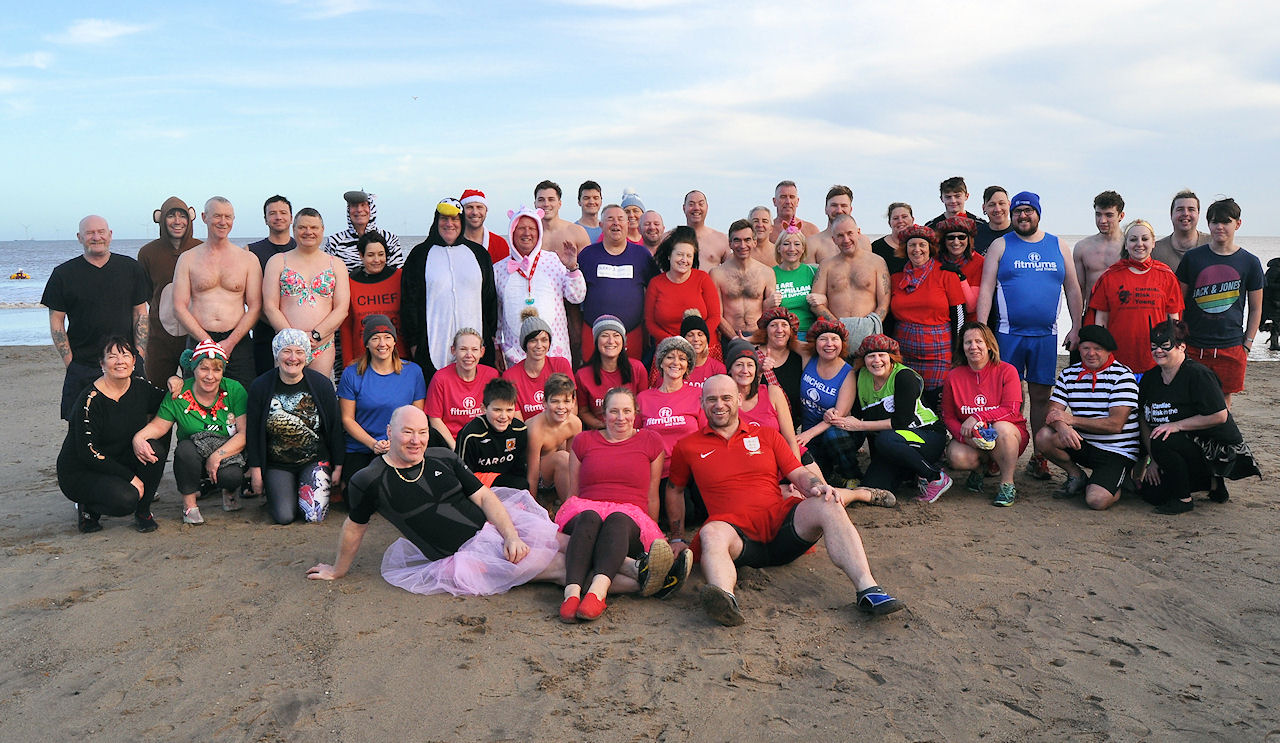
[{"xmin": 555, "ymin": 388, "xmax": 692, "ymax": 622}]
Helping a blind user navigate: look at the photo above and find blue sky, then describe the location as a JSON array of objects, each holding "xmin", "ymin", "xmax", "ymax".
[{"xmin": 2, "ymin": 1, "xmax": 1279, "ymax": 241}]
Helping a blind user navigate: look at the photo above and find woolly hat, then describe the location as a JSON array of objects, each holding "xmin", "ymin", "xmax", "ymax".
[
  {"xmin": 1010, "ymin": 191, "xmax": 1042, "ymax": 216},
  {"xmin": 459, "ymin": 189, "xmax": 487, "ymax": 206},
  {"xmin": 179, "ymin": 338, "xmax": 228, "ymax": 371},
  {"xmin": 507, "ymin": 205, "xmax": 546, "ymax": 259},
  {"xmin": 620, "ymin": 188, "xmax": 645, "ymax": 211},
  {"xmin": 807, "ymin": 317, "xmax": 848, "ymax": 342},
  {"xmin": 757, "ymin": 306, "xmax": 800, "ymax": 336},
  {"xmin": 519, "ymin": 308, "xmax": 553, "ymax": 349},
  {"xmin": 1077, "ymin": 324, "xmax": 1118, "ymax": 352},
  {"xmin": 654, "ymin": 335, "xmax": 696, "ymax": 375},
  {"xmin": 723, "ymin": 338, "xmax": 757, "ymax": 372},
  {"xmin": 362, "ymin": 314, "xmax": 397, "ymax": 346},
  {"xmin": 272, "ymin": 328, "xmax": 310, "ymax": 359},
  {"xmin": 592, "ymin": 314, "xmax": 627, "ymax": 343},
  {"xmin": 679, "ymin": 308, "xmax": 710, "ymax": 339},
  {"xmin": 854, "ymin": 333, "xmax": 900, "ymax": 359},
  {"xmin": 896, "ymin": 224, "xmax": 938, "ymax": 248}
]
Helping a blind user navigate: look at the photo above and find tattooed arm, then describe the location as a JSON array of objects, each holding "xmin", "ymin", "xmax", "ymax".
[
  {"xmin": 49, "ymin": 310, "xmax": 71, "ymax": 367},
  {"xmin": 132, "ymin": 303, "xmax": 149, "ymax": 362}
]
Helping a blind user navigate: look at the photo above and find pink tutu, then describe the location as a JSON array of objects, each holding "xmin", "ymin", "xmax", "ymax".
[
  {"xmin": 380, "ymin": 488, "xmax": 561, "ymax": 596},
  {"xmin": 553, "ymin": 495, "xmax": 664, "ymax": 549}
]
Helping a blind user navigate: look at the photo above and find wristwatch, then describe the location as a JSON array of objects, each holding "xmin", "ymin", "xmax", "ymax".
[{"xmin": 311, "ymin": 330, "xmax": 322, "ymax": 343}]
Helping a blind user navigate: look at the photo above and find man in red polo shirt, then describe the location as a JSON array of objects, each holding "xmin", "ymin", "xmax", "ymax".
[{"xmin": 666, "ymin": 375, "xmax": 904, "ymax": 626}]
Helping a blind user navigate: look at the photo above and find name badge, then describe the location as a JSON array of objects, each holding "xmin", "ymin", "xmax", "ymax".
[{"xmin": 597, "ymin": 264, "xmax": 634, "ymax": 280}]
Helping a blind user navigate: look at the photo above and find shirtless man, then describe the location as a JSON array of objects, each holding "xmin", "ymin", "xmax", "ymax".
[
  {"xmin": 171, "ymin": 197, "xmax": 262, "ymax": 388},
  {"xmin": 535, "ymin": 180, "xmax": 592, "ymax": 365},
  {"xmin": 1153, "ymin": 189, "xmax": 1210, "ymax": 273},
  {"xmin": 525, "ymin": 373, "xmax": 582, "ymax": 506},
  {"xmin": 748, "ymin": 206, "xmax": 777, "ymax": 266},
  {"xmin": 767, "ymin": 180, "xmax": 820, "ymax": 243},
  {"xmin": 975, "ymin": 186, "xmax": 1012, "ymax": 255},
  {"xmin": 809, "ymin": 185, "xmax": 857, "ymax": 264},
  {"xmin": 809, "ymin": 214, "xmax": 889, "ymax": 351},
  {"xmin": 1073, "ymin": 191, "xmax": 1126, "ymax": 319},
  {"xmin": 640, "ymin": 209, "xmax": 666, "ymax": 255},
  {"xmin": 683, "ymin": 190, "xmax": 729, "ymax": 267},
  {"xmin": 711, "ymin": 220, "xmax": 777, "ymax": 342}
]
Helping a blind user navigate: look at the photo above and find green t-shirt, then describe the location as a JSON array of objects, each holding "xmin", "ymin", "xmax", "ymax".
[
  {"xmin": 157, "ymin": 378, "xmax": 248, "ymax": 440},
  {"xmin": 773, "ymin": 263, "xmax": 818, "ymax": 338}
]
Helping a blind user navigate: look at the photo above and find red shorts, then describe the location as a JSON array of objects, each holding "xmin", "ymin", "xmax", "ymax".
[{"xmin": 1186, "ymin": 345, "xmax": 1247, "ymax": 394}]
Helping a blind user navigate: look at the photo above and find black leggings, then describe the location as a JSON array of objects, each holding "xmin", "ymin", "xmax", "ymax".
[
  {"xmin": 173, "ymin": 438, "xmax": 244, "ymax": 495},
  {"xmin": 1139, "ymin": 431, "xmax": 1211, "ymax": 503},
  {"xmin": 562, "ymin": 511, "xmax": 643, "ymax": 589},
  {"xmin": 58, "ymin": 436, "xmax": 170, "ymax": 518},
  {"xmin": 862, "ymin": 428, "xmax": 945, "ymax": 489}
]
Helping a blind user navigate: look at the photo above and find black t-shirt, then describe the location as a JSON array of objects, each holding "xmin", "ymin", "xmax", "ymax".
[
  {"xmin": 347, "ymin": 451, "xmax": 486, "ymax": 560},
  {"xmin": 1138, "ymin": 358, "xmax": 1241, "ymax": 443},
  {"xmin": 266, "ymin": 377, "xmax": 326, "ymax": 466},
  {"xmin": 767, "ymin": 351, "xmax": 803, "ymax": 426},
  {"xmin": 247, "ymin": 237, "xmax": 296, "ymax": 272},
  {"xmin": 455, "ymin": 415, "xmax": 529, "ymax": 489},
  {"xmin": 41, "ymin": 254, "xmax": 151, "ymax": 364},
  {"xmin": 975, "ymin": 222, "xmax": 1012, "ymax": 256},
  {"xmin": 870, "ymin": 237, "xmax": 907, "ymax": 276}
]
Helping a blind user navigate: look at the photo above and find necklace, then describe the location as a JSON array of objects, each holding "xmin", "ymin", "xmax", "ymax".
[{"xmin": 391, "ymin": 459, "xmax": 425, "ymax": 483}]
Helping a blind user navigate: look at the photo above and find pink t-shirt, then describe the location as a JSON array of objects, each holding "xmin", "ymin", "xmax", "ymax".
[
  {"xmin": 571, "ymin": 428, "xmax": 664, "ymax": 512},
  {"xmin": 502, "ymin": 356, "xmax": 573, "ymax": 417},
  {"xmin": 423, "ymin": 364, "xmax": 499, "ymax": 436},
  {"xmin": 687, "ymin": 357, "xmax": 727, "ymax": 389},
  {"xmin": 574, "ymin": 358, "xmax": 648, "ymax": 419},
  {"xmin": 637, "ymin": 384, "xmax": 705, "ymax": 477}
]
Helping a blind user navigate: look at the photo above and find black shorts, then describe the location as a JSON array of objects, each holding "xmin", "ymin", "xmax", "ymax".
[
  {"xmin": 731, "ymin": 508, "xmax": 817, "ymax": 569},
  {"xmin": 1068, "ymin": 441, "xmax": 1132, "ymax": 493}
]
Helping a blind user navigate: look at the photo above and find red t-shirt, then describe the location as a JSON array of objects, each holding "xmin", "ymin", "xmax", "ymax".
[
  {"xmin": 574, "ymin": 358, "xmax": 648, "ymax": 419},
  {"xmin": 940, "ymin": 360, "xmax": 1028, "ymax": 441},
  {"xmin": 571, "ymin": 428, "xmax": 664, "ymax": 512},
  {"xmin": 637, "ymin": 385, "xmax": 704, "ymax": 477},
  {"xmin": 502, "ymin": 356, "xmax": 573, "ymax": 417},
  {"xmin": 1088, "ymin": 264, "xmax": 1184, "ymax": 373},
  {"xmin": 424, "ymin": 363, "xmax": 500, "ymax": 436},
  {"xmin": 669, "ymin": 422, "xmax": 802, "ymax": 543},
  {"xmin": 645, "ymin": 271, "xmax": 722, "ymax": 344},
  {"xmin": 890, "ymin": 262, "xmax": 967, "ymax": 326}
]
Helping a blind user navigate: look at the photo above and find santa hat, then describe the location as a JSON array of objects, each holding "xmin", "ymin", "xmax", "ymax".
[{"xmin": 460, "ymin": 189, "xmax": 487, "ymax": 206}]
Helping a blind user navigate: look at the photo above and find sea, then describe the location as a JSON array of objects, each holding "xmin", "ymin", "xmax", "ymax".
[{"xmin": 6, "ymin": 234, "xmax": 1280, "ymax": 360}]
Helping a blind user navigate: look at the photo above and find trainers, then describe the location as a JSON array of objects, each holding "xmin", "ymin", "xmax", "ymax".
[
  {"xmin": 636, "ymin": 539, "xmax": 675, "ymax": 597},
  {"xmin": 1025, "ymin": 454, "xmax": 1052, "ymax": 480},
  {"xmin": 864, "ymin": 488, "xmax": 897, "ymax": 508},
  {"xmin": 183, "ymin": 506, "xmax": 205, "ymax": 525},
  {"xmin": 701, "ymin": 585, "xmax": 745, "ymax": 626},
  {"xmin": 856, "ymin": 585, "xmax": 904, "ymax": 615},
  {"xmin": 916, "ymin": 472, "xmax": 952, "ymax": 503},
  {"xmin": 993, "ymin": 482, "xmax": 1017, "ymax": 507},
  {"xmin": 222, "ymin": 490, "xmax": 242, "ymax": 512},
  {"xmin": 76, "ymin": 503, "xmax": 102, "ymax": 534},
  {"xmin": 134, "ymin": 513, "xmax": 159, "ymax": 533},
  {"xmin": 1052, "ymin": 475, "xmax": 1086, "ymax": 500},
  {"xmin": 654, "ymin": 549, "xmax": 694, "ymax": 600},
  {"xmin": 965, "ymin": 470, "xmax": 985, "ymax": 493}
]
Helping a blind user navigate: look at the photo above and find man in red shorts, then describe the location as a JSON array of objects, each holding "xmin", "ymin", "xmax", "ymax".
[{"xmin": 665, "ymin": 375, "xmax": 903, "ymax": 626}]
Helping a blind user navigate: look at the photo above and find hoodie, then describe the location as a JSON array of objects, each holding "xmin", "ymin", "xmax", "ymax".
[
  {"xmin": 322, "ymin": 194, "xmax": 404, "ymax": 273},
  {"xmin": 137, "ymin": 196, "xmax": 202, "ymax": 338},
  {"xmin": 493, "ymin": 206, "xmax": 586, "ymax": 365}
]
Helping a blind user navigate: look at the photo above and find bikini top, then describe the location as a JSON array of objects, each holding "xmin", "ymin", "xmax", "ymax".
[{"xmin": 280, "ymin": 257, "xmax": 337, "ymax": 307}]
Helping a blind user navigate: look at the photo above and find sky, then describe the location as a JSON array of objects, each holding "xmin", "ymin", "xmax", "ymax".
[{"xmin": 2, "ymin": 1, "xmax": 1279, "ymax": 242}]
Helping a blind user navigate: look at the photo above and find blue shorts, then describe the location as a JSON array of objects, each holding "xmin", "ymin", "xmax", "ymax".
[{"xmin": 997, "ymin": 332, "xmax": 1057, "ymax": 386}]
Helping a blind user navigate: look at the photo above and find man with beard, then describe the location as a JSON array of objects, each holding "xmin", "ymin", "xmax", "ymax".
[
  {"xmin": 460, "ymin": 188, "xmax": 510, "ymax": 264},
  {"xmin": 977, "ymin": 191, "xmax": 1083, "ymax": 480},
  {"xmin": 324, "ymin": 190, "xmax": 403, "ymax": 272},
  {"xmin": 137, "ymin": 197, "xmax": 201, "ymax": 386}
]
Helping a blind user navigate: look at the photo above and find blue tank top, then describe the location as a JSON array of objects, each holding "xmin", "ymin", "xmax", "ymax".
[
  {"xmin": 995, "ymin": 232, "xmax": 1064, "ymax": 336},
  {"xmin": 800, "ymin": 358, "xmax": 852, "ymax": 428}
]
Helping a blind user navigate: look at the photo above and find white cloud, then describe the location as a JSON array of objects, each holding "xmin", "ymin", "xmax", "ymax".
[
  {"xmin": 279, "ymin": 0, "xmax": 380, "ymax": 19},
  {"xmin": 0, "ymin": 52, "xmax": 53, "ymax": 69},
  {"xmin": 46, "ymin": 19, "xmax": 146, "ymax": 45}
]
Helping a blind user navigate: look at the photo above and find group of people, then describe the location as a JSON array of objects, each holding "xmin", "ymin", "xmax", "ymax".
[{"xmin": 46, "ymin": 176, "xmax": 1261, "ymax": 626}]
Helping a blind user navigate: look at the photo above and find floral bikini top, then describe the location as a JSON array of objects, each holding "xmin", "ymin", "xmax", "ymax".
[{"xmin": 280, "ymin": 257, "xmax": 337, "ymax": 307}]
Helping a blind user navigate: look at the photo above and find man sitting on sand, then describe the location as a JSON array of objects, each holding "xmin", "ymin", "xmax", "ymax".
[
  {"xmin": 665, "ymin": 375, "xmax": 904, "ymax": 626},
  {"xmin": 306, "ymin": 406, "xmax": 663, "ymax": 597}
]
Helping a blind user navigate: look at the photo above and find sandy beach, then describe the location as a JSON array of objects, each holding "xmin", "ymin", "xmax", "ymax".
[{"xmin": 2, "ymin": 344, "xmax": 1277, "ymax": 742}]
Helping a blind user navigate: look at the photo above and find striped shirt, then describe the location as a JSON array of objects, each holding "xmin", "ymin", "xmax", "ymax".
[
  {"xmin": 322, "ymin": 196, "xmax": 404, "ymax": 272},
  {"xmin": 1050, "ymin": 361, "xmax": 1140, "ymax": 459}
]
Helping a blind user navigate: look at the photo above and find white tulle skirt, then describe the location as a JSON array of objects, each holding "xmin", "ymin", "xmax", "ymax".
[{"xmin": 380, "ymin": 487, "xmax": 561, "ymax": 596}]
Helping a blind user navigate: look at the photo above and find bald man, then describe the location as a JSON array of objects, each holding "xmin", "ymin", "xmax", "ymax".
[
  {"xmin": 809, "ymin": 185, "xmax": 856, "ymax": 264},
  {"xmin": 809, "ymin": 215, "xmax": 889, "ymax": 350}
]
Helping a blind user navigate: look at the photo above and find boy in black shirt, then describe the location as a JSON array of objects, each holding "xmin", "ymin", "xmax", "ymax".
[{"xmin": 455, "ymin": 379, "xmax": 531, "ymax": 491}]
